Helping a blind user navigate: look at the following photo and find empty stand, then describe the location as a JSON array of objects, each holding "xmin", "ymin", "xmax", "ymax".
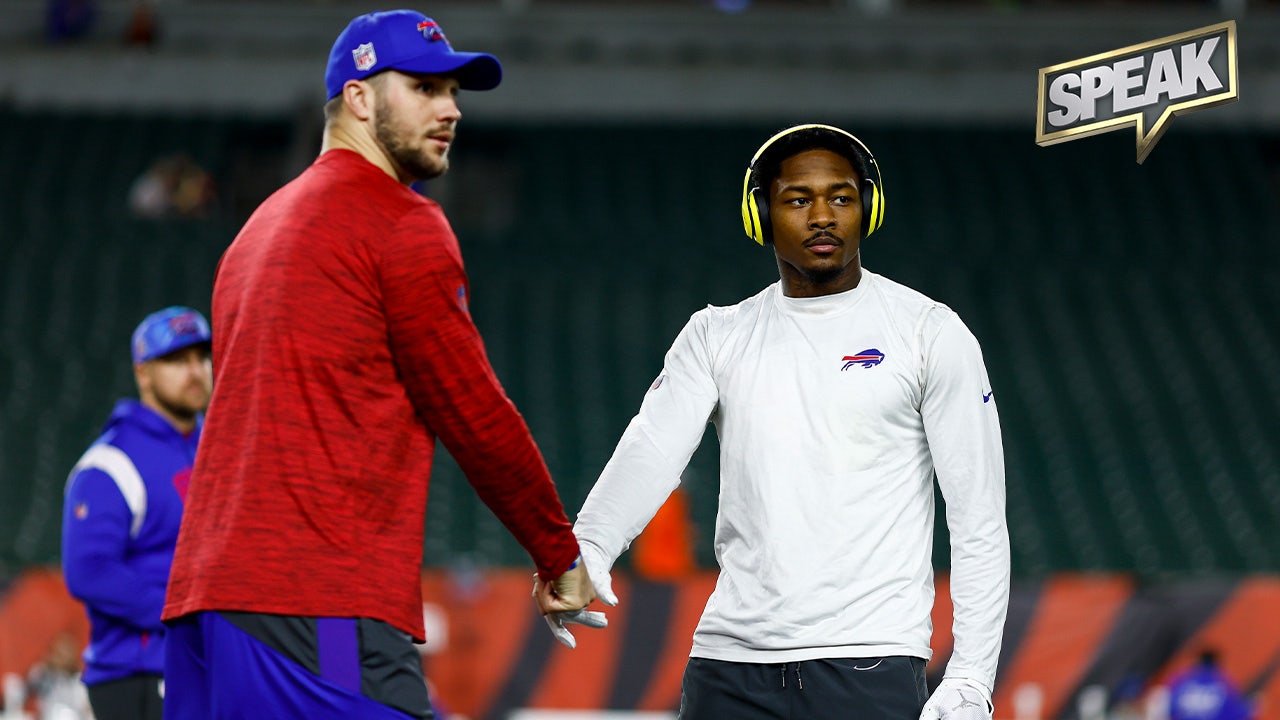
[{"xmin": 1, "ymin": 111, "xmax": 1277, "ymax": 578}]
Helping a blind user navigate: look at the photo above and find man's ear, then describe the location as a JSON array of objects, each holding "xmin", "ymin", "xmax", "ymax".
[{"xmin": 343, "ymin": 79, "xmax": 375, "ymax": 122}]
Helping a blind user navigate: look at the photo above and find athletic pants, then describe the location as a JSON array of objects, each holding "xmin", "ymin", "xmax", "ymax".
[
  {"xmin": 164, "ymin": 611, "xmax": 432, "ymax": 719},
  {"xmin": 679, "ymin": 655, "xmax": 929, "ymax": 720},
  {"xmin": 87, "ymin": 673, "xmax": 163, "ymax": 720}
]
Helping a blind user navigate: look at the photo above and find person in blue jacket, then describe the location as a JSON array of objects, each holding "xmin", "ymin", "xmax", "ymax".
[
  {"xmin": 62, "ymin": 306, "xmax": 212, "ymax": 720},
  {"xmin": 1168, "ymin": 650, "xmax": 1255, "ymax": 720}
]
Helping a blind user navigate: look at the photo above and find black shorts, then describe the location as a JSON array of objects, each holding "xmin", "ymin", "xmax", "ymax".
[
  {"xmin": 679, "ymin": 655, "xmax": 929, "ymax": 720},
  {"xmin": 86, "ymin": 673, "xmax": 163, "ymax": 720}
]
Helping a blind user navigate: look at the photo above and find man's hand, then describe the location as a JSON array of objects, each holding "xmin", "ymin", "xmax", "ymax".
[
  {"xmin": 534, "ymin": 546, "xmax": 619, "ymax": 648},
  {"xmin": 920, "ymin": 678, "xmax": 994, "ymax": 720},
  {"xmin": 533, "ymin": 559, "xmax": 595, "ymax": 615},
  {"xmin": 533, "ymin": 559, "xmax": 607, "ymax": 649}
]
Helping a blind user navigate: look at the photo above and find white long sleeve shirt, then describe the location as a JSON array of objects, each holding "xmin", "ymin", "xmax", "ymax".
[{"xmin": 574, "ymin": 269, "xmax": 1010, "ymax": 690}]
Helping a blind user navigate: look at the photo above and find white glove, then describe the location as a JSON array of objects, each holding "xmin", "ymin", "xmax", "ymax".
[
  {"xmin": 920, "ymin": 678, "xmax": 994, "ymax": 720},
  {"xmin": 543, "ymin": 608, "xmax": 608, "ymax": 649},
  {"xmin": 578, "ymin": 540, "xmax": 618, "ymax": 607}
]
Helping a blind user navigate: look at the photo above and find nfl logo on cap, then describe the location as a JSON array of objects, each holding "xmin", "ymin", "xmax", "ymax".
[{"xmin": 353, "ymin": 42, "xmax": 377, "ymax": 71}]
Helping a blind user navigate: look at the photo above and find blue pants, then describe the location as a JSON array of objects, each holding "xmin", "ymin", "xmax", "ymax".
[{"xmin": 164, "ymin": 612, "xmax": 417, "ymax": 719}]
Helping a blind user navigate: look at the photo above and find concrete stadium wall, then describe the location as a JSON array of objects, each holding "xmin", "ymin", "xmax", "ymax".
[{"xmin": 0, "ymin": 0, "xmax": 1278, "ymax": 123}]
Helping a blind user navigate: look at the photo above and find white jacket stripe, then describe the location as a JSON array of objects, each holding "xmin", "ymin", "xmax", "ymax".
[{"xmin": 67, "ymin": 444, "xmax": 147, "ymax": 538}]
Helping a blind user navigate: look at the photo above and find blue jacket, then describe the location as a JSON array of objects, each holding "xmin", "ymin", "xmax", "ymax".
[
  {"xmin": 62, "ymin": 399, "xmax": 200, "ymax": 685},
  {"xmin": 1169, "ymin": 664, "xmax": 1253, "ymax": 720}
]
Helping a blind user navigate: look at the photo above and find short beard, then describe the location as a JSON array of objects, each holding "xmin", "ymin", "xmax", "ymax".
[
  {"xmin": 799, "ymin": 264, "xmax": 846, "ymax": 286},
  {"xmin": 151, "ymin": 388, "xmax": 205, "ymax": 424},
  {"xmin": 149, "ymin": 379, "xmax": 207, "ymax": 422},
  {"xmin": 375, "ymin": 96, "xmax": 447, "ymax": 182}
]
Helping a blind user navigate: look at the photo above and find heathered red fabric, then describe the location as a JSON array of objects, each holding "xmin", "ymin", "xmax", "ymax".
[{"xmin": 163, "ymin": 150, "xmax": 579, "ymax": 640}]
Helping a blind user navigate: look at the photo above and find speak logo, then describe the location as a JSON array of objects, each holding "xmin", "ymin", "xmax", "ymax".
[{"xmin": 1035, "ymin": 21, "xmax": 1238, "ymax": 163}]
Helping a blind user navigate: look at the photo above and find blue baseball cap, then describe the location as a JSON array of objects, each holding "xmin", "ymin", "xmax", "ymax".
[
  {"xmin": 131, "ymin": 307, "xmax": 212, "ymax": 364},
  {"xmin": 324, "ymin": 10, "xmax": 502, "ymax": 101}
]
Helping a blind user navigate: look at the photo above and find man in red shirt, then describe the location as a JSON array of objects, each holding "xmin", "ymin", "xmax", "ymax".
[{"xmin": 162, "ymin": 10, "xmax": 595, "ymax": 719}]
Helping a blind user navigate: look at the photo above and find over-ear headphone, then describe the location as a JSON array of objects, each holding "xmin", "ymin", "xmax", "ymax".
[{"xmin": 740, "ymin": 124, "xmax": 885, "ymax": 246}]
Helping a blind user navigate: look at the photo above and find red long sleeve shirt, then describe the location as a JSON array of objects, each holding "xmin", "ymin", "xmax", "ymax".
[{"xmin": 163, "ymin": 150, "xmax": 579, "ymax": 640}]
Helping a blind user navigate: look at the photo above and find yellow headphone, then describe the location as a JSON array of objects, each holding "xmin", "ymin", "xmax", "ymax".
[{"xmin": 740, "ymin": 123, "xmax": 885, "ymax": 246}]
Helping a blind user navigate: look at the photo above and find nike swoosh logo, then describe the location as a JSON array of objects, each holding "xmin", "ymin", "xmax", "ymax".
[
  {"xmin": 853, "ymin": 659, "xmax": 883, "ymax": 671},
  {"xmin": 983, "ymin": 390, "xmax": 995, "ymax": 403}
]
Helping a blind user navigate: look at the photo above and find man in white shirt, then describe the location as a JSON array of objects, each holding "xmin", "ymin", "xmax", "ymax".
[{"xmin": 537, "ymin": 124, "xmax": 1010, "ymax": 720}]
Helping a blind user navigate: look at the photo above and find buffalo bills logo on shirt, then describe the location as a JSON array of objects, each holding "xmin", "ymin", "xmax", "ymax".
[
  {"xmin": 353, "ymin": 42, "xmax": 377, "ymax": 71},
  {"xmin": 417, "ymin": 20, "xmax": 447, "ymax": 43},
  {"xmin": 455, "ymin": 285, "xmax": 469, "ymax": 313},
  {"xmin": 841, "ymin": 349, "xmax": 885, "ymax": 371}
]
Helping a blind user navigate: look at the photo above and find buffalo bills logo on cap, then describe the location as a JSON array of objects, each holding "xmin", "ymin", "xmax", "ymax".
[
  {"xmin": 353, "ymin": 42, "xmax": 377, "ymax": 71},
  {"xmin": 417, "ymin": 19, "xmax": 447, "ymax": 43},
  {"xmin": 841, "ymin": 349, "xmax": 885, "ymax": 371},
  {"xmin": 169, "ymin": 312, "xmax": 200, "ymax": 337}
]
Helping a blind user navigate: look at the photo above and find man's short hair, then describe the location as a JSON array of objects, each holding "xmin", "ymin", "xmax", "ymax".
[
  {"xmin": 323, "ymin": 95, "xmax": 343, "ymax": 124},
  {"xmin": 749, "ymin": 126, "xmax": 872, "ymax": 199},
  {"xmin": 322, "ymin": 71, "xmax": 387, "ymax": 125}
]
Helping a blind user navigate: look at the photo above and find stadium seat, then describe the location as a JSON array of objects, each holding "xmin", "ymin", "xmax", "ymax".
[{"xmin": 2, "ymin": 112, "xmax": 1277, "ymax": 576}]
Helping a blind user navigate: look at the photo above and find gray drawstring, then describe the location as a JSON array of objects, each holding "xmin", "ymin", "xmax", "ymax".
[
  {"xmin": 781, "ymin": 666, "xmax": 786, "ymax": 688},
  {"xmin": 780, "ymin": 663, "xmax": 804, "ymax": 690},
  {"xmin": 795, "ymin": 664, "xmax": 803, "ymax": 690}
]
